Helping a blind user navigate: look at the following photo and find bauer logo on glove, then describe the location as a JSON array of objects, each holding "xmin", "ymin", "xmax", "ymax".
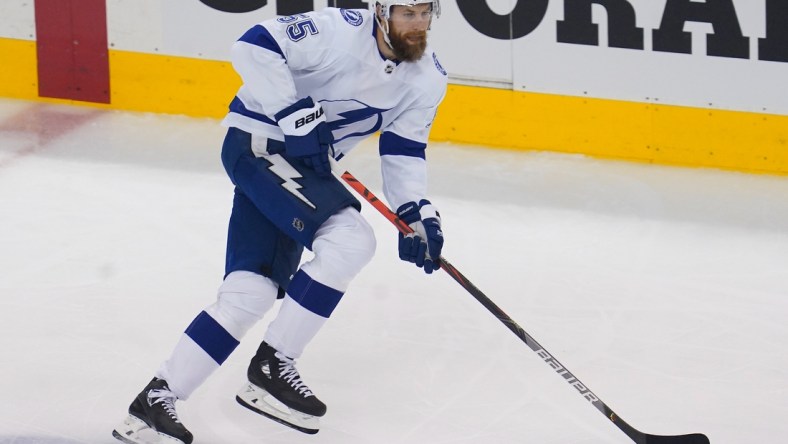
[
  {"xmin": 275, "ymin": 97, "xmax": 335, "ymax": 177},
  {"xmin": 295, "ymin": 107, "xmax": 325, "ymax": 129}
]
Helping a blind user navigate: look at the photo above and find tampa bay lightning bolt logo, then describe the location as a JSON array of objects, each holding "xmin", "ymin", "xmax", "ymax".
[
  {"xmin": 340, "ymin": 9, "xmax": 364, "ymax": 26},
  {"xmin": 433, "ymin": 53, "xmax": 447, "ymax": 76},
  {"xmin": 320, "ymin": 99, "xmax": 390, "ymax": 143}
]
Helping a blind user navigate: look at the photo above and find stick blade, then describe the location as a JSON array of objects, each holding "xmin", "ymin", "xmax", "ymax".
[{"xmin": 645, "ymin": 433, "xmax": 710, "ymax": 444}]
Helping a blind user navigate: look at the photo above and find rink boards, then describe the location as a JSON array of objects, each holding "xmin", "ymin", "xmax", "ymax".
[{"xmin": 1, "ymin": 0, "xmax": 787, "ymax": 174}]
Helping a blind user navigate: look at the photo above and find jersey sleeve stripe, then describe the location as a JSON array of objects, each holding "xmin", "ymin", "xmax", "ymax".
[
  {"xmin": 379, "ymin": 131, "xmax": 427, "ymax": 159},
  {"xmin": 238, "ymin": 24, "xmax": 285, "ymax": 58},
  {"xmin": 229, "ymin": 96, "xmax": 277, "ymax": 125}
]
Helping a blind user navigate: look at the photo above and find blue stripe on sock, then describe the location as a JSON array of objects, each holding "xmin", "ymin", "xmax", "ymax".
[
  {"xmin": 287, "ymin": 270, "xmax": 344, "ymax": 318},
  {"xmin": 184, "ymin": 311, "xmax": 240, "ymax": 364}
]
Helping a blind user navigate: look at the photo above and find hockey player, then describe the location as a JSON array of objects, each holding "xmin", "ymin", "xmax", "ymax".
[{"xmin": 112, "ymin": 1, "xmax": 446, "ymax": 443}]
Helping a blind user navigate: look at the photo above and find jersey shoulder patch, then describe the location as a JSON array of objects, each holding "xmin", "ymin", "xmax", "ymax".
[{"xmin": 340, "ymin": 8, "xmax": 364, "ymax": 26}]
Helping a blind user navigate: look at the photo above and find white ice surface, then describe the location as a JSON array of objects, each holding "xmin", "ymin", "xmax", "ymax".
[{"xmin": 0, "ymin": 99, "xmax": 787, "ymax": 444}]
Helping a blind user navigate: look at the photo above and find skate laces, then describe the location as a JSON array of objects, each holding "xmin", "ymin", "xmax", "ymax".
[
  {"xmin": 148, "ymin": 389, "xmax": 182, "ymax": 424},
  {"xmin": 275, "ymin": 352, "xmax": 314, "ymax": 398}
]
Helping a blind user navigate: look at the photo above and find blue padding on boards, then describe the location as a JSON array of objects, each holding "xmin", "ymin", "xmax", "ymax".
[
  {"xmin": 287, "ymin": 270, "xmax": 344, "ymax": 318},
  {"xmin": 184, "ymin": 311, "xmax": 240, "ymax": 364}
]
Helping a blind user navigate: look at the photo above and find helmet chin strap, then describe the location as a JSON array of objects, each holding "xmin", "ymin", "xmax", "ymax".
[{"xmin": 374, "ymin": 12, "xmax": 395, "ymax": 52}]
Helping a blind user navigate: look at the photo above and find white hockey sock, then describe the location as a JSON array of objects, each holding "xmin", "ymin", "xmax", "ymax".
[
  {"xmin": 157, "ymin": 271, "xmax": 278, "ymax": 399},
  {"xmin": 264, "ymin": 270, "xmax": 338, "ymax": 359}
]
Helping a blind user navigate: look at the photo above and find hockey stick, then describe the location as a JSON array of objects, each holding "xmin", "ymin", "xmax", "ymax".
[{"xmin": 333, "ymin": 166, "xmax": 710, "ymax": 444}]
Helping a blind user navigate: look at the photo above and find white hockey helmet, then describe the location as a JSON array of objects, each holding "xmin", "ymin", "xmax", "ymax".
[{"xmin": 371, "ymin": 0, "xmax": 441, "ymax": 21}]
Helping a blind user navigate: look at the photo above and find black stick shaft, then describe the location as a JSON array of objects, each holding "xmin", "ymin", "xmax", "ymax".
[{"xmin": 337, "ymin": 169, "xmax": 709, "ymax": 444}]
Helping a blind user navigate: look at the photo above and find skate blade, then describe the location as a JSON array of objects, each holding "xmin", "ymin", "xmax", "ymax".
[
  {"xmin": 112, "ymin": 414, "xmax": 188, "ymax": 444},
  {"xmin": 236, "ymin": 382, "xmax": 320, "ymax": 434}
]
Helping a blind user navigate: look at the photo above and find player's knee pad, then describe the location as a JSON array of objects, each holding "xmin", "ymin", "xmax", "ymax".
[
  {"xmin": 207, "ymin": 271, "xmax": 278, "ymax": 338},
  {"xmin": 302, "ymin": 207, "xmax": 376, "ymax": 291}
]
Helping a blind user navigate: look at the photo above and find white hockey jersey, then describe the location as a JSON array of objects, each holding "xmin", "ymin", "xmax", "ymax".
[{"xmin": 221, "ymin": 7, "xmax": 448, "ymax": 209}]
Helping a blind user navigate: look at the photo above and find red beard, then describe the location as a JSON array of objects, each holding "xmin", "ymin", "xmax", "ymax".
[{"xmin": 389, "ymin": 30, "xmax": 427, "ymax": 62}]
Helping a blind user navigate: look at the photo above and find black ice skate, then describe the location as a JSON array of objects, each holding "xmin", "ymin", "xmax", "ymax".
[
  {"xmin": 112, "ymin": 378, "xmax": 193, "ymax": 444},
  {"xmin": 236, "ymin": 341, "xmax": 327, "ymax": 434}
]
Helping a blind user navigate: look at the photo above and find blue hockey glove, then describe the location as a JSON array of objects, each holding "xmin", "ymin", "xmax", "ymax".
[
  {"xmin": 275, "ymin": 97, "xmax": 334, "ymax": 177},
  {"xmin": 396, "ymin": 199, "xmax": 443, "ymax": 274}
]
